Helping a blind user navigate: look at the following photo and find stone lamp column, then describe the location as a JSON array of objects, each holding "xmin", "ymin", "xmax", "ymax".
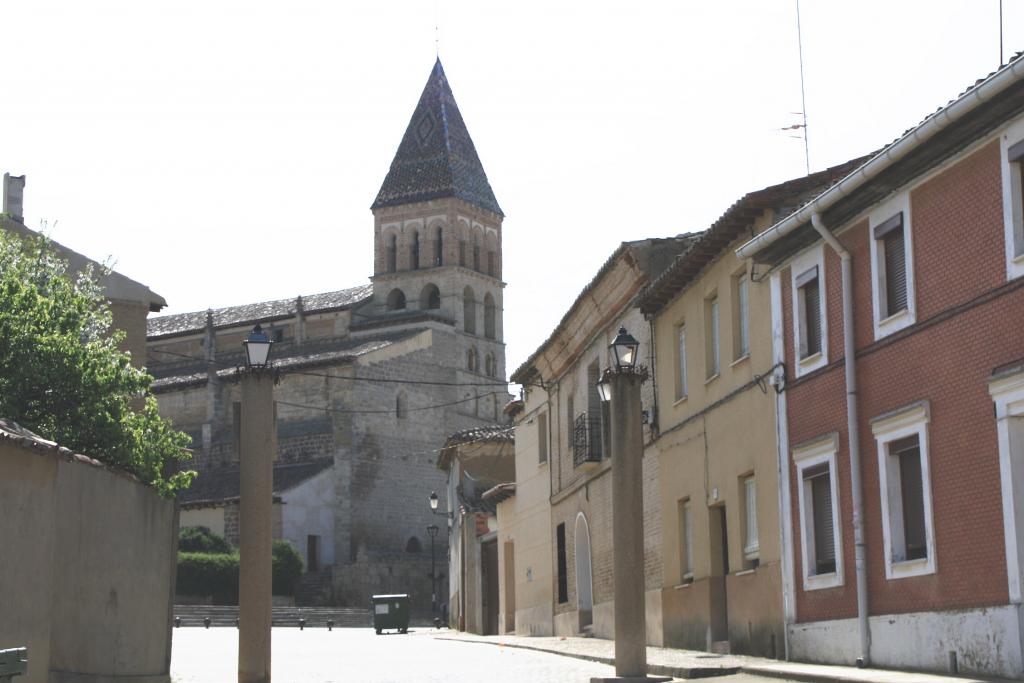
[
  {"xmin": 593, "ymin": 332, "xmax": 670, "ymax": 683},
  {"xmin": 238, "ymin": 370, "xmax": 275, "ymax": 683}
]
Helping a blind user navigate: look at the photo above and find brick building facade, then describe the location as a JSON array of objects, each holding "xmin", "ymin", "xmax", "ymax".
[
  {"xmin": 738, "ymin": 54, "xmax": 1024, "ymax": 676},
  {"xmin": 148, "ymin": 59, "xmax": 510, "ymax": 612}
]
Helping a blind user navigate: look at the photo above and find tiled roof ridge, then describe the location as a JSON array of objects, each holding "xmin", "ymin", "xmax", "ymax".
[
  {"xmin": 637, "ymin": 155, "xmax": 872, "ymax": 316},
  {"xmin": 147, "ymin": 283, "xmax": 372, "ymax": 338},
  {"xmin": 371, "ymin": 59, "xmax": 503, "ymax": 216},
  {"xmin": 446, "ymin": 423, "xmax": 514, "ymax": 445},
  {"xmin": 0, "ymin": 418, "xmax": 138, "ymax": 480}
]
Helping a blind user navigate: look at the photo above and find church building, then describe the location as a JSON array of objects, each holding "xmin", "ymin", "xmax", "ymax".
[{"xmin": 147, "ymin": 59, "xmax": 509, "ymax": 612}]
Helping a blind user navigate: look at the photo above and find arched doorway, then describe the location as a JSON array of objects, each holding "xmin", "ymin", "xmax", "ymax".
[{"xmin": 574, "ymin": 513, "xmax": 593, "ymax": 630}]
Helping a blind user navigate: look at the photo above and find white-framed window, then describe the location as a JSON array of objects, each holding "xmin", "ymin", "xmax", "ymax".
[
  {"xmin": 705, "ymin": 294, "xmax": 720, "ymax": 379},
  {"xmin": 678, "ymin": 497, "xmax": 693, "ymax": 582},
  {"xmin": 1000, "ymin": 116, "xmax": 1024, "ymax": 280},
  {"xmin": 675, "ymin": 323, "xmax": 688, "ymax": 400},
  {"xmin": 871, "ymin": 402, "xmax": 936, "ymax": 579},
  {"xmin": 790, "ymin": 245, "xmax": 828, "ymax": 377},
  {"xmin": 734, "ymin": 271, "xmax": 750, "ymax": 360},
  {"xmin": 742, "ymin": 474, "xmax": 759, "ymax": 565},
  {"xmin": 989, "ymin": 368, "xmax": 1024, "ymax": 603},
  {"xmin": 869, "ymin": 194, "xmax": 916, "ymax": 339},
  {"xmin": 793, "ymin": 434, "xmax": 843, "ymax": 590}
]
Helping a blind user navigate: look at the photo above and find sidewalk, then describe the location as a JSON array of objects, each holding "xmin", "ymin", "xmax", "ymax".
[{"xmin": 428, "ymin": 631, "xmax": 1009, "ymax": 683}]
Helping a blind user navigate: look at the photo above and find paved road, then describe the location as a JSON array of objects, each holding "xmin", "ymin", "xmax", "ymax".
[{"xmin": 170, "ymin": 627, "xmax": 801, "ymax": 683}]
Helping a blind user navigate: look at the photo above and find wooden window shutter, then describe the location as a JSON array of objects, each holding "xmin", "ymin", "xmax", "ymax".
[
  {"xmin": 883, "ymin": 227, "xmax": 908, "ymax": 316},
  {"xmin": 803, "ymin": 278, "xmax": 822, "ymax": 357},
  {"xmin": 806, "ymin": 465, "xmax": 835, "ymax": 574}
]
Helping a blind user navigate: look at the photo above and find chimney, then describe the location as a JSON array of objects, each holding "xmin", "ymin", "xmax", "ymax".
[{"xmin": 3, "ymin": 173, "xmax": 25, "ymax": 223}]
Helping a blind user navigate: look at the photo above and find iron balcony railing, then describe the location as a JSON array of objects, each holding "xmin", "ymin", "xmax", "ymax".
[{"xmin": 573, "ymin": 413, "xmax": 604, "ymax": 468}]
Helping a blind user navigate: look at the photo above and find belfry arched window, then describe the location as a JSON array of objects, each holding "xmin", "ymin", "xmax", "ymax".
[
  {"xmin": 434, "ymin": 227, "xmax": 443, "ymax": 266},
  {"xmin": 484, "ymin": 293, "xmax": 496, "ymax": 340},
  {"xmin": 386, "ymin": 234, "xmax": 397, "ymax": 273},
  {"xmin": 411, "ymin": 231, "xmax": 420, "ymax": 270},
  {"xmin": 463, "ymin": 286, "xmax": 476, "ymax": 334}
]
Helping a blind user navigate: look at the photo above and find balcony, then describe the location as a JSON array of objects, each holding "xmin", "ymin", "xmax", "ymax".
[{"xmin": 573, "ymin": 413, "xmax": 604, "ymax": 470}]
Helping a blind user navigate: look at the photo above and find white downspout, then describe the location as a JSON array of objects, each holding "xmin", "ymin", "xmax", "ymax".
[{"xmin": 810, "ymin": 212, "xmax": 870, "ymax": 667}]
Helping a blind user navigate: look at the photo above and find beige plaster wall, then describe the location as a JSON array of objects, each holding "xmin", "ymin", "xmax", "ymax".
[
  {"xmin": 0, "ymin": 437, "xmax": 176, "ymax": 683},
  {"xmin": 181, "ymin": 507, "xmax": 227, "ymax": 539},
  {"xmin": 504, "ymin": 387, "xmax": 554, "ymax": 635},
  {"xmin": 652, "ymin": 220, "xmax": 784, "ymax": 656},
  {"xmin": 0, "ymin": 440, "xmax": 58, "ymax": 683}
]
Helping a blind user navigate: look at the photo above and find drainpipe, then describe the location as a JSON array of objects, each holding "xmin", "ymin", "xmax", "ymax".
[{"xmin": 810, "ymin": 212, "xmax": 870, "ymax": 667}]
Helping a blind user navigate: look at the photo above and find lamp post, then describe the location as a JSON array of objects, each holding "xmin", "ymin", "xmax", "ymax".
[
  {"xmin": 593, "ymin": 328, "xmax": 669, "ymax": 683},
  {"xmin": 427, "ymin": 524, "xmax": 439, "ymax": 625},
  {"xmin": 238, "ymin": 325, "xmax": 275, "ymax": 683}
]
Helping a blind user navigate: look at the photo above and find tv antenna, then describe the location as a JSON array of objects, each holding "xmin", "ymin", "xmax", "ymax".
[{"xmin": 795, "ymin": 0, "xmax": 811, "ymax": 175}]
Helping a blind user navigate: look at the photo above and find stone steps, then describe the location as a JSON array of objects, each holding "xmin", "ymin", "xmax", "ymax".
[
  {"xmin": 173, "ymin": 604, "xmax": 370, "ymax": 628},
  {"xmin": 294, "ymin": 570, "xmax": 334, "ymax": 606}
]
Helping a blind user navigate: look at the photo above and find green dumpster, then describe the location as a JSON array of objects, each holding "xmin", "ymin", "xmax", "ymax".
[{"xmin": 371, "ymin": 594, "xmax": 410, "ymax": 634}]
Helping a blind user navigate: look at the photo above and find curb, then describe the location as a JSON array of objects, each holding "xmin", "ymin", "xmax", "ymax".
[{"xmin": 433, "ymin": 637, "xmax": 740, "ymax": 680}]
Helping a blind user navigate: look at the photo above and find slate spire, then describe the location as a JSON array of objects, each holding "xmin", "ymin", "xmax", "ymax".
[{"xmin": 372, "ymin": 59, "xmax": 503, "ymax": 216}]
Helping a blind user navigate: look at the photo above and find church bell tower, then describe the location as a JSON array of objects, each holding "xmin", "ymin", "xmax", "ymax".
[{"xmin": 368, "ymin": 59, "xmax": 506, "ymax": 386}]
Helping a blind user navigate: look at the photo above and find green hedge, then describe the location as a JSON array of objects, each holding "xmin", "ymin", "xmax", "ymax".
[
  {"xmin": 176, "ymin": 540, "xmax": 305, "ymax": 603},
  {"xmin": 179, "ymin": 526, "xmax": 233, "ymax": 554},
  {"xmin": 177, "ymin": 552, "xmax": 239, "ymax": 604}
]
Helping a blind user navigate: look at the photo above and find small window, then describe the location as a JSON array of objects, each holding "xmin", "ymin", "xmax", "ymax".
[
  {"xmin": 678, "ymin": 498, "xmax": 693, "ymax": 582},
  {"xmin": 804, "ymin": 463, "xmax": 836, "ymax": 576},
  {"xmin": 484, "ymin": 353, "xmax": 496, "ymax": 378},
  {"xmin": 411, "ymin": 231, "xmax": 420, "ymax": 270},
  {"xmin": 556, "ymin": 523, "xmax": 568, "ymax": 603},
  {"xmin": 705, "ymin": 295, "xmax": 720, "ymax": 378},
  {"xmin": 434, "ymin": 227, "xmax": 443, "ymax": 266},
  {"xmin": 566, "ymin": 394, "xmax": 575, "ymax": 453},
  {"xmin": 421, "ymin": 284, "xmax": 441, "ymax": 310},
  {"xmin": 873, "ymin": 404, "xmax": 934, "ymax": 578},
  {"xmin": 467, "ymin": 347, "xmax": 478, "ymax": 372},
  {"xmin": 271, "ymin": 327, "xmax": 284, "ymax": 343},
  {"xmin": 734, "ymin": 272, "xmax": 750, "ymax": 360},
  {"xmin": 487, "ymin": 251, "xmax": 496, "ymax": 277},
  {"xmin": 742, "ymin": 475, "xmax": 759, "ymax": 565},
  {"xmin": 473, "ymin": 238, "xmax": 481, "ymax": 272},
  {"xmin": 676, "ymin": 324, "xmax": 688, "ymax": 399},
  {"xmin": 484, "ymin": 293, "xmax": 496, "ymax": 340},
  {"xmin": 537, "ymin": 412, "xmax": 548, "ymax": 464},
  {"xmin": 796, "ymin": 267, "xmax": 822, "ymax": 359},
  {"xmin": 405, "ymin": 536, "xmax": 421, "ymax": 553},
  {"xmin": 873, "ymin": 212, "xmax": 910, "ymax": 320},
  {"xmin": 459, "ymin": 238, "xmax": 466, "ymax": 267},
  {"xmin": 463, "ymin": 287, "xmax": 476, "ymax": 334},
  {"xmin": 396, "ymin": 391, "xmax": 407, "ymax": 419},
  {"xmin": 387, "ymin": 288, "xmax": 407, "ymax": 311},
  {"xmin": 386, "ymin": 234, "xmax": 397, "ymax": 273}
]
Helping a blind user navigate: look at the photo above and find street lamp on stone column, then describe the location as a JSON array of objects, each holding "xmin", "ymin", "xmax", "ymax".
[
  {"xmin": 427, "ymin": 524, "xmax": 440, "ymax": 626},
  {"xmin": 593, "ymin": 327, "xmax": 669, "ymax": 683},
  {"xmin": 238, "ymin": 325, "xmax": 276, "ymax": 683}
]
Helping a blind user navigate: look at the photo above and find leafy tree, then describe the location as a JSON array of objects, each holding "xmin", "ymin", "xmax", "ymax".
[{"xmin": 0, "ymin": 230, "xmax": 194, "ymax": 496}]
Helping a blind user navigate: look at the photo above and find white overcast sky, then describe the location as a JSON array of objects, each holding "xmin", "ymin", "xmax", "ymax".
[{"xmin": 3, "ymin": 1, "xmax": 1022, "ymax": 376}]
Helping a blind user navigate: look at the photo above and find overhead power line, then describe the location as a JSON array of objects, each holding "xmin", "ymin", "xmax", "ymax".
[{"xmin": 148, "ymin": 347, "xmax": 520, "ymax": 389}]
